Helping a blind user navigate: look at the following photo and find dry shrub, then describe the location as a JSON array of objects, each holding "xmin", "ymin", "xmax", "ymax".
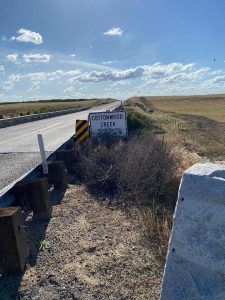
[
  {"xmin": 117, "ymin": 134, "xmax": 180, "ymax": 207},
  {"xmin": 141, "ymin": 203, "xmax": 173, "ymax": 260},
  {"xmin": 74, "ymin": 133, "xmax": 180, "ymax": 208},
  {"xmin": 78, "ymin": 135, "xmax": 125, "ymax": 195}
]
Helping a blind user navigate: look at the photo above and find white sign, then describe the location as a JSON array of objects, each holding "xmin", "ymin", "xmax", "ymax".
[{"xmin": 89, "ymin": 111, "xmax": 127, "ymax": 137}]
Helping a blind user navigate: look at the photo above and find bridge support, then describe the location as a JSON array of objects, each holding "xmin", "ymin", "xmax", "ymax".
[{"xmin": 0, "ymin": 207, "xmax": 29, "ymax": 274}]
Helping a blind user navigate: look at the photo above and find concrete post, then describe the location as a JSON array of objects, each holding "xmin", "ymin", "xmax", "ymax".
[
  {"xmin": 0, "ymin": 207, "xmax": 29, "ymax": 274},
  {"xmin": 161, "ymin": 163, "xmax": 225, "ymax": 300}
]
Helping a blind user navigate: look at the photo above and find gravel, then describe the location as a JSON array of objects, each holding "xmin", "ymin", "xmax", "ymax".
[{"xmin": 0, "ymin": 152, "xmax": 52, "ymax": 190}]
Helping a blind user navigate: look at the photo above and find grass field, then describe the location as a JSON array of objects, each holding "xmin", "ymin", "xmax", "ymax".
[
  {"xmin": 128, "ymin": 95, "xmax": 225, "ymax": 122},
  {"xmin": 126, "ymin": 95, "xmax": 225, "ymax": 161},
  {"xmin": 0, "ymin": 98, "xmax": 114, "ymax": 118}
]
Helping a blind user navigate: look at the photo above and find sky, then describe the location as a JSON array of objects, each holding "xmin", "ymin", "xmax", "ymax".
[{"xmin": 1, "ymin": 0, "xmax": 225, "ymax": 102}]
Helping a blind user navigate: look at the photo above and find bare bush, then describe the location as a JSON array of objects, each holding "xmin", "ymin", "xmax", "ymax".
[
  {"xmin": 73, "ymin": 133, "xmax": 179, "ymax": 208},
  {"xmin": 117, "ymin": 134, "xmax": 180, "ymax": 207},
  {"xmin": 78, "ymin": 135, "xmax": 125, "ymax": 195}
]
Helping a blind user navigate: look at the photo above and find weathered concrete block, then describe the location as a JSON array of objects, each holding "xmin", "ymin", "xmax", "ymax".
[
  {"xmin": 0, "ymin": 207, "xmax": 29, "ymax": 274},
  {"xmin": 48, "ymin": 160, "xmax": 67, "ymax": 189},
  {"xmin": 161, "ymin": 163, "xmax": 225, "ymax": 300}
]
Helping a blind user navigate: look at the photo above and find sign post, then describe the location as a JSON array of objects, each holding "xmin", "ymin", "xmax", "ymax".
[
  {"xmin": 89, "ymin": 111, "xmax": 127, "ymax": 137},
  {"xmin": 37, "ymin": 134, "xmax": 48, "ymax": 174}
]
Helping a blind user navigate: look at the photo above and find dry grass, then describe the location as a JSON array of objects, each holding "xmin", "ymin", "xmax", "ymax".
[
  {"xmin": 128, "ymin": 95, "xmax": 225, "ymax": 122},
  {"xmin": 126, "ymin": 96, "xmax": 225, "ymax": 160},
  {"xmin": 141, "ymin": 203, "xmax": 173, "ymax": 260},
  {"xmin": 0, "ymin": 98, "xmax": 113, "ymax": 118}
]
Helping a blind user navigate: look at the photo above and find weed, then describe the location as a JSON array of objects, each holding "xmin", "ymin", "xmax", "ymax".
[
  {"xmin": 141, "ymin": 203, "xmax": 172, "ymax": 260},
  {"xmin": 39, "ymin": 239, "xmax": 47, "ymax": 251}
]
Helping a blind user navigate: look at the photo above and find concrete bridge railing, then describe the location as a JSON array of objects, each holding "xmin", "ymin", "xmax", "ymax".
[
  {"xmin": 161, "ymin": 163, "xmax": 225, "ymax": 300},
  {"xmin": 0, "ymin": 107, "xmax": 89, "ymax": 128}
]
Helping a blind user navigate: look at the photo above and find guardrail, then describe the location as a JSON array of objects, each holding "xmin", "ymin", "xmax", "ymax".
[{"xmin": 0, "ymin": 107, "xmax": 89, "ymax": 129}]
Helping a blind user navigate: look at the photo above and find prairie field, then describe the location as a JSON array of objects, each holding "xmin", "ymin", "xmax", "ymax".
[
  {"xmin": 126, "ymin": 95, "xmax": 225, "ymax": 160},
  {"xmin": 128, "ymin": 95, "xmax": 225, "ymax": 122},
  {"xmin": 0, "ymin": 98, "xmax": 113, "ymax": 118}
]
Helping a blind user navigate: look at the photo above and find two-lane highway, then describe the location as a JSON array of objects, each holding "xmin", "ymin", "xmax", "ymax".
[{"xmin": 0, "ymin": 101, "xmax": 120, "ymax": 193}]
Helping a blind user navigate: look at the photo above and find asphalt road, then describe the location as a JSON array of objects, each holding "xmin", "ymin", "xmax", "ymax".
[{"xmin": 0, "ymin": 101, "xmax": 120, "ymax": 192}]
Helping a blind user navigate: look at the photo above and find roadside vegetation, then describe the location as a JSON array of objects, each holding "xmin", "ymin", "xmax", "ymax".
[
  {"xmin": 0, "ymin": 98, "xmax": 114, "ymax": 119},
  {"xmin": 69, "ymin": 111, "xmax": 197, "ymax": 260}
]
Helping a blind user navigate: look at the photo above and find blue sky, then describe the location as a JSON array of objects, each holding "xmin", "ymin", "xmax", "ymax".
[{"xmin": 1, "ymin": 0, "xmax": 225, "ymax": 102}]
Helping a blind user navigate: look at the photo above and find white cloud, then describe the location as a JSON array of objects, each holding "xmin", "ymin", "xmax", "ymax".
[
  {"xmin": 63, "ymin": 70, "xmax": 81, "ymax": 76},
  {"xmin": 1, "ymin": 36, "xmax": 7, "ymax": 41},
  {"xmin": 23, "ymin": 54, "xmax": 50, "ymax": 63},
  {"xmin": 63, "ymin": 86, "xmax": 74, "ymax": 94},
  {"xmin": 6, "ymin": 69, "xmax": 81, "ymax": 88},
  {"xmin": 11, "ymin": 28, "xmax": 43, "ymax": 44},
  {"xmin": 103, "ymin": 27, "xmax": 123, "ymax": 36},
  {"xmin": 28, "ymin": 82, "xmax": 40, "ymax": 93},
  {"xmin": 8, "ymin": 74, "xmax": 21, "ymax": 82},
  {"xmin": 70, "ymin": 54, "xmax": 76, "ymax": 57},
  {"xmin": 6, "ymin": 54, "xmax": 18, "ymax": 62},
  {"xmin": 4, "ymin": 62, "xmax": 221, "ymax": 100},
  {"xmin": 112, "ymin": 81, "xmax": 129, "ymax": 87},
  {"xmin": 69, "ymin": 66, "xmax": 144, "ymax": 84},
  {"xmin": 0, "ymin": 65, "xmax": 5, "ymax": 71},
  {"xmin": 203, "ymin": 75, "xmax": 225, "ymax": 88},
  {"xmin": 102, "ymin": 60, "xmax": 117, "ymax": 65},
  {"xmin": 0, "ymin": 81, "xmax": 14, "ymax": 91},
  {"xmin": 68, "ymin": 63, "xmax": 211, "ymax": 92}
]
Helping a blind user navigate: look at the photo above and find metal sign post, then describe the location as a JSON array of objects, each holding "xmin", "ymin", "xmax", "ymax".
[{"xmin": 37, "ymin": 134, "xmax": 48, "ymax": 174}]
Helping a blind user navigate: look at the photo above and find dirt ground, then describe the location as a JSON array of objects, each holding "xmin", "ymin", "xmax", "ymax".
[{"xmin": 0, "ymin": 185, "xmax": 163, "ymax": 300}]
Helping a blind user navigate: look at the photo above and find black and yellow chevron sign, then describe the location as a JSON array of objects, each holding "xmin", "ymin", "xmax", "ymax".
[{"xmin": 75, "ymin": 120, "xmax": 89, "ymax": 144}]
